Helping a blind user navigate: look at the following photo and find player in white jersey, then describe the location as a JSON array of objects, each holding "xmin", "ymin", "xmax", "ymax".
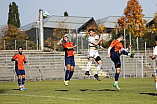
[
  {"xmin": 85, "ymin": 29, "xmax": 103, "ymax": 81},
  {"xmin": 152, "ymin": 37, "xmax": 157, "ymax": 90}
]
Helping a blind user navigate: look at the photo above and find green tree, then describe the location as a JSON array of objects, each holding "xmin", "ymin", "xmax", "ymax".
[
  {"xmin": 64, "ymin": 11, "xmax": 68, "ymax": 16},
  {"xmin": 7, "ymin": 2, "xmax": 20, "ymax": 28}
]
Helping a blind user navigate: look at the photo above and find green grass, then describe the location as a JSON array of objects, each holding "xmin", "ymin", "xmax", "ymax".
[{"xmin": 0, "ymin": 78, "xmax": 157, "ymax": 104}]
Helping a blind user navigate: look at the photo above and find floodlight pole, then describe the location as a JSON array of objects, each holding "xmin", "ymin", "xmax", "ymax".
[
  {"xmin": 39, "ymin": 10, "xmax": 44, "ymax": 50},
  {"xmin": 124, "ymin": 28, "xmax": 126, "ymax": 49}
]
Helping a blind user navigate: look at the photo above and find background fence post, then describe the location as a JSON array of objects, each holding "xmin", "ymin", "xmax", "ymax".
[
  {"xmin": 26, "ymin": 40, "xmax": 27, "ymax": 50},
  {"xmin": 153, "ymin": 59, "xmax": 155, "ymax": 72},
  {"xmin": 141, "ymin": 55, "xmax": 143, "ymax": 78},
  {"xmin": 136, "ymin": 37, "xmax": 139, "ymax": 60},
  {"xmin": 135, "ymin": 55, "xmax": 137, "ymax": 78},
  {"xmin": 145, "ymin": 42, "xmax": 147, "ymax": 66},
  {"xmin": 129, "ymin": 33, "xmax": 131, "ymax": 53},
  {"xmin": 81, "ymin": 33, "xmax": 83, "ymax": 55},
  {"xmin": 15, "ymin": 40, "xmax": 16, "ymax": 50},
  {"xmin": 122, "ymin": 55, "xmax": 125, "ymax": 78},
  {"xmin": 5, "ymin": 54, "xmax": 7, "ymax": 66},
  {"xmin": 76, "ymin": 29, "xmax": 78, "ymax": 53},
  {"xmin": 37, "ymin": 40, "xmax": 38, "ymax": 50},
  {"xmin": 14, "ymin": 62, "xmax": 16, "ymax": 82},
  {"xmin": 4, "ymin": 40, "xmax": 5, "ymax": 50},
  {"xmin": 102, "ymin": 50, "xmax": 105, "ymax": 71}
]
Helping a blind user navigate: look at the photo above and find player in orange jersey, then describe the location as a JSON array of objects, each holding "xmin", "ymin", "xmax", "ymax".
[
  {"xmin": 12, "ymin": 46, "xmax": 27, "ymax": 91},
  {"xmin": 63, "ymin": 36, "xmax": 77, "ymax": 86},
  {"xmin": 107, "ymin": 33, "xmax": 135, "ymax": 90}
]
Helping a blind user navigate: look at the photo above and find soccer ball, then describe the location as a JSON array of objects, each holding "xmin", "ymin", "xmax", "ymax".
[{"xmin": 43, "ymin": 11, "xmax": 49, "ymax": 18}]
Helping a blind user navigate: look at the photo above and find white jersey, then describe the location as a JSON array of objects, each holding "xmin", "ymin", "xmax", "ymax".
[
  {"xmin": 88, "ymin": 35, "xmax": 99, "ymax": 47},
  {"xmin": 153, "ymin": 46, "xmax": 157, "ymax": 55}
]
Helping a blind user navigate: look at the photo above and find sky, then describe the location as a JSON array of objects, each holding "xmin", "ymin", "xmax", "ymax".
[{"xmin": 0, "ymin": 0, "xmax": 156, "ymax": 26}]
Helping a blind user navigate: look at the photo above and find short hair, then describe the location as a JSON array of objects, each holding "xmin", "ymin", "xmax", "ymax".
[
  {"xmin": 88, "ymin": 29, "xmax": 95, "ymax": 32},
  {"xmin": 63, "ymin": 35, "xmax": 69, "ymax": 41},
  {"xmin": 117, "ymin": 33, "xmax": 124, "ymax": 38},
  {"xmin": 63, "ymin": 35, "xmax": 68, "ymax": 40},
  {"xmin": 155, "ymin": 37, "xmax": 157, "ymax": 41},
  {"xmin": 18, "ymin": 46, "xmax": 23, "ymax": 50}
]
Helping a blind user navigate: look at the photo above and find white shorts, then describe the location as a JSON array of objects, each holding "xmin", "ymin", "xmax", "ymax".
[{"xmin": 87, "ymin": 49, "xmax": 100, "ymax": 59}]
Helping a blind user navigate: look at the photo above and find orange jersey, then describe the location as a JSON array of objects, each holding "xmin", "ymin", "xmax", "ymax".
[
  {"xmin": 63, "ymin": 41, "xmax": 74, "ymax": 57},
  {"xmin": 110, "ymin": 39, "xmax": 124, "ymax": 53},
  {"xmin": 12, "ymin": 53, "xmax": 26, "ymax": 70}
]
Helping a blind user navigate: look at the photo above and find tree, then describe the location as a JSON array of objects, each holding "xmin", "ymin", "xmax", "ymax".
[
  {"xmin": 64, "ymin": 11, "xmax": 68, "ymax": 16},
  {"xmin": 8, "ymin": 2, "xmax": 20, "ymax": 28},
  {"xmin": 0, "ymin": 25, "xmax": 36, "ymax": 50},
  {"xmin": 84, "ymin": 21, "xmax": 106, "ymax": 36},
  {"xmin": 45, "ymin": 22, "xmax": 68, "ymax": 50},
  {"xmin": 117, "ymin": 0, "xmax": 147, "ymax": 37},
  {"xmin": 154, "ymin": 12, "xmax": 157, "ymax": 28}
]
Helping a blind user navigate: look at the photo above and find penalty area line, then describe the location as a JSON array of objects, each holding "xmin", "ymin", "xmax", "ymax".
[{"xmin": 0, "ymin": 94, "xmax": 83, "ymax": 100}]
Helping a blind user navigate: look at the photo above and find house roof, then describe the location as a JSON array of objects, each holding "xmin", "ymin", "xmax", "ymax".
[
  {"xmin": 19, "ymin": 15, "xmax": 94, "ymax": 31},
  {"xmin": 97, "ymin": 16, "xmax": 154, "ymax": 28}
]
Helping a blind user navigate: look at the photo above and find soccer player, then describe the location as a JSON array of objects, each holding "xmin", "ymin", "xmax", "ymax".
[
  {"xmin": 107, "ymin": 33, "xmax": 135, "ymax": 90},
  {"xmin": 11, "ymin": 46, "xmax": 27, "ymax": 91},
  {"xmin": 85, "ymin": 29, "xmax": 103, "ymax": 81},
  {"xmin": 63, "ymin": 36, "xmax": 77, "ymax": 86},
  {"xmin": 152, "ymin": 37, "xmax": 157, "ymax": 90}
]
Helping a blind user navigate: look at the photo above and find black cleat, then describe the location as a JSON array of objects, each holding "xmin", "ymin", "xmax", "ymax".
[
  {"xmin": 85, "ymin": 71, "xmax": 90, "ymax": 76},
  {"xmin": 94, "ymin": 74, "xmax": 101, "ymax": 81}
]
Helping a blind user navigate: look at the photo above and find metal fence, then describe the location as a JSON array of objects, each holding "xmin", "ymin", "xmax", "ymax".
[
  {"xmin": 0, "ymin": 51, "xmax": 156, "ymax": 82},
  {"xmin": 1, "ymin": 40, "xmax": 38, "ymax": 50}
]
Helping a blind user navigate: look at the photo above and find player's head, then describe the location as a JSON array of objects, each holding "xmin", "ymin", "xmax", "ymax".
[
  {"xmin": 18, "ymin": 46, "xmax": 23, "ymax": 53},
  {"xmin": 117, "ymin": 33, "xmax": 124, "ymax": 41},
  {"xmin": 88, "ymin": 29, "xmax": 95, "ymax": 36},
  {"xmin": 63, "ymin": 36, "xmax": 69, "ymax": 42}
]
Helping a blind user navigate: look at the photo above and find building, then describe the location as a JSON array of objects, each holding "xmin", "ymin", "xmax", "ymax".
[
  {"xmin": 19, "ymin": 15, "xmax": 96, "ymax": 41},
  {"xmin": 97, "ymin": 16, "xmax": 154, "ymax": 33}
]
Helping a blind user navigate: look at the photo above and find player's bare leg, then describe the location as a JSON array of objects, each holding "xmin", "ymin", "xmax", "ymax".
[
  {"xmin": 94, "ymin": 60, "xmax": 102, "ymax": 81},
  {"xmin": 85, "ymin": 58, "xmax": 93, "ymax": 76},
  {"xmin": 119, "ymin": 49, "xmax": 135, "ymax": 58},
  {"xmin": 155, "ymin": 75, "xmax": 157, "ymax": 90}
]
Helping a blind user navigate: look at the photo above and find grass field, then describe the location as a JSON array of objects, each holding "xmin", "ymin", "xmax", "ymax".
[{"xmin": 0, "ymin": 78, "xmax": 157, "ymax": 104}]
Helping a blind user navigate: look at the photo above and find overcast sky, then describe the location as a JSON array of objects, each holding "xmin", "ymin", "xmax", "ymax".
[{"xmin": 0, "ymin": 0, "xmax": 156, "ymax": 26}]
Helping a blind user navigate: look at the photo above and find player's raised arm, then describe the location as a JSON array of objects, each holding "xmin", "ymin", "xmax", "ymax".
[
  {"xmin": 92, "ymin": 37, "xmax": 102, "ymax": 46},
  {"xmin": 66, "ymin": 45, "xmax": 77, "ymax": 50},
  {"xmin": 107, "ymin": 47, "xmax": 112, "ymax": 58}
]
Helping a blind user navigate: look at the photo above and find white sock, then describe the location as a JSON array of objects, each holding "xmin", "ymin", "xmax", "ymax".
[
  {"xmin": 86, "ymin": 60, "xmax": 92, "ymax": 71},
  {"xmin": 96, "ymin": 64, "xmax": 102, "ymax": 74},
  {"xmin": 156, "ymin": 82, "xmax": 157, "ymax": 90},
  {"xmin": 115, "ymin": 81, "xmax": 118, "ymax": 84}
]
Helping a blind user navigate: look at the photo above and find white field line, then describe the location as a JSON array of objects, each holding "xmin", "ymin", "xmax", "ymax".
[{"xmin": 0, "ymin": 94, "xmax": 83, "ymax": 100}]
